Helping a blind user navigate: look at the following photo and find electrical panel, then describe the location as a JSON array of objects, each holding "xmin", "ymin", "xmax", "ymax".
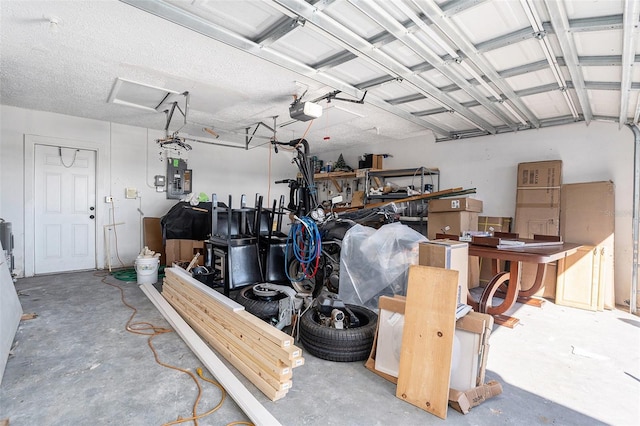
[{"xmin": 166, "ymin": 157, "xmax": 192, "ymax": 199}]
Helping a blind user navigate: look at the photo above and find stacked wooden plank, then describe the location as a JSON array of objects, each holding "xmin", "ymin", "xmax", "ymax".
[{"xmin": 161, "ymin": 267, "xmax": 304, "ymax": 401}]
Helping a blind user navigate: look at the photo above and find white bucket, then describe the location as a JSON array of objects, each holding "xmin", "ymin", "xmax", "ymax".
[{"xmin": 135, "ymin": 256, "xmax": 160, "ymax": 284}]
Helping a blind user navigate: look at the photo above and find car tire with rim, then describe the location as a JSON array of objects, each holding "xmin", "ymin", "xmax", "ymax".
[{"xmin": 299, "ymin": 304, "xmax": 377, "ymax": 362}]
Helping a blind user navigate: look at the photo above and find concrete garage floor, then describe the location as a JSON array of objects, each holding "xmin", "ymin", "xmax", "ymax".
[{"xmin": 1, "ymin": 270, "xmax": 639, "ymax": 425}]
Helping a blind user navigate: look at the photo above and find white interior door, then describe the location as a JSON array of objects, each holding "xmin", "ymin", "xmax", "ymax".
[{"xmin": 34, "ymin": 144, "xmax": 96, "ymax": 274}]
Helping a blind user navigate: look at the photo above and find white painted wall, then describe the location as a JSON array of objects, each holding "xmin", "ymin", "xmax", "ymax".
[
  {"xmin": 1, "ymin": 105, "xmax": 634, "ymax": 306},
  {"xmin": 0, "ymin": 105, "xmax": 295, "ymax": 275},
  {"xmin": 314, "ymin": 121, "xmax": 634, "ymax": 307}
]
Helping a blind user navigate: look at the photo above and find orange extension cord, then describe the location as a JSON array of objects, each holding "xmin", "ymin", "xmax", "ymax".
[{"xmin": 97, "ymin": 271, "xmax": 253, "ymax": 426}]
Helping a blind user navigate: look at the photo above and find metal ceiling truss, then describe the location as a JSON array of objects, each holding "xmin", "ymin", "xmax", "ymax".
[
  {"xmin": 349, "ymin": 0, "xmax": 518, "ymax": 131},
  {"xmin": 412, "ymin": 0, "xmax": 538, "ymax": 127},
  {"xmin": 121, "ymin": 0, "xmax": 640, "ymax": 140},
  {"xmin": 120, "ymin": 0, "xmax": 452, "ymax": 137},
  {"xmin": 270, "ymin": 0, "xmax": 497, "ymax": 134},
  {"xmin": 620, "ymin": 0, "xmax": 640, "ymax": 126},
  {"xmin": 542, "ymin": 0, "xmax": 593, "ymax": 123},
  {"xmin": 437, "ymin": 114, "xmax": 582, "ymax": 142}
]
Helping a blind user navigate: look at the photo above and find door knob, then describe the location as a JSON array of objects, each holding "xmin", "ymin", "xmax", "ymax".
[{"xmin": 89, "ymin": 215, "xmax": 95, "ymax": 219}]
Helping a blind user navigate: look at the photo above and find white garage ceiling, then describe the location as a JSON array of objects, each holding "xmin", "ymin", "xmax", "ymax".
[{"xmin": 1, "ymin": 0, "xmax": 639, "ymax": 151}]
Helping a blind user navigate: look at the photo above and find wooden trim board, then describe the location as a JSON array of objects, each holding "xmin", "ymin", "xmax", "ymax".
[
  {"xmin": 166, "ymin": 267, "xmax": 244, "ymax": 312},
  {"xmin": 396, "ymin": 265, "xmax": 459, "ymax": 420},
  {"xmin": 139, "ymin": 282, "xmax": 282, "ymax": 426}
]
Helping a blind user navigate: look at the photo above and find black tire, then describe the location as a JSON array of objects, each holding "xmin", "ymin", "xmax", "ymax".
[
  {"xmin": 288, "ymin": 258, "xmax": 323, "ymax": 298},
  {"xmin": 235, "ymin": 284, "xmax": 287, "ymax": 321},
  {"xmin": 299, "ymin": 304, "xmax": 378, "ymax": 362}
]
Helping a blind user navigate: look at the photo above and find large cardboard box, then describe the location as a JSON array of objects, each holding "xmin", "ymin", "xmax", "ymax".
[
  {"xmin": 429, "ymin": 198, "xmax": 483, "ymax": 213},
  {"xmin": 428, "ymin": 212, "xmax": 478, "ymax": 240},
  {"xmin": 517, "ymin": 160, "xmax": 562, "ymax": 188},
  {"xmin": 515, "ymin": 160, "xmax": 562, "ymax": 298},
  {"xmin": 165, "ymin": 239, "xmax": 205, "ymax": 266},
  {"xmin": 514, "ymin": 187, "xmax": 561, "ymax": 237},
  {"xmin": 477, "ymin": 216, "xmax": 511, "ymax": 234},
  {"xmin": 560, "ymin": 181, "xmax": 615, "ymax": 309}
]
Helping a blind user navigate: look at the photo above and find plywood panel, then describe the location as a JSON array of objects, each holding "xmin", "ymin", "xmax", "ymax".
[{"xmin": 396, "ymin": 265, "xmax": 458, "ymax": 419}]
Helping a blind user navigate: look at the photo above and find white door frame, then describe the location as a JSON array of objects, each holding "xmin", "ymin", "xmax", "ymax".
[{"xmin": 24, "ymin": 134, "xmax": 110, "ymax": 276}]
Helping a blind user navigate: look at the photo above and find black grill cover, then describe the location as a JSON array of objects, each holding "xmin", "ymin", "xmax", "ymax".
[{"xmin": 161, "ymin": 202, "xmax": 227, "ymax": 241}]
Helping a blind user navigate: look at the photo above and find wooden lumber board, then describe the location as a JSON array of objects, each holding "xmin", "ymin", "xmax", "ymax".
[
  {"xmin": 396, "ymin": 265, "xmax": 459, "ymax": 420},
  {"xmin": 162, "ymin": 282, "xmax": 304, "ymax": 368},
  {"xmin": 163, "ymin": 286, "xmax": 294, "ymax": 378},
  {"xmin": 493, "ymin": 315, "xmax": 519, "ymax": 328},
  {"xmin": 162, "ymin": 286, "xmax": 293, "ymax": 381},
  {"xmin": 166, "ymin": 267, "xmax": 244, "ymax": 312},
  {"xmin": 163, "ymin": 290, "xmax": 291, "ymax": 399},
  {"xmin": 165, "ymin": 275, "xmax": 294, "ymax": 349},
  {"xmin": 235, "ymin": 309, "xmax": 295, "ymax": 348},
  {"xmin": 139, "ymin": 282, "xmax": 283, "ymax": 425},
  {"xmin": 363, "ymin": 187, "xmax": 467, "ymax": 209},
  {"xmin": 161, "ymin": 283, "xmax": 299, "ymax": 369},
  {"xmin": 162, "ymin": 280, "xmax": 299, "ymax": 363},
  {"xmin": 163, "ymin": 276, "xmax": 294, "ymax": 352}
]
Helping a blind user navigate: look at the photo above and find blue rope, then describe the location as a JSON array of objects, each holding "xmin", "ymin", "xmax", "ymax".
[{"xmin": 285, "ymin": 216, "xmax": 322, "ymax": 282}]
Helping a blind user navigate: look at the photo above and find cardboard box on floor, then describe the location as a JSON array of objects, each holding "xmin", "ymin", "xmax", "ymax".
[
  {"xmin": 427, "ymin": 211, "xmax": 479, "ymax": 240},
  {"xmin": 428, "ymin": 197, "xmax": 483, "ymax": 213},
  {"xmin": 165, "ymin": 239, "xmax": 206, "ymax": 266},
  {"xmin": 515, "ymin": 160, "xmax": 562, "ymax": 298},
  {"xmin": 143, "ymin": 217, "xmax": 166, "ymax": 266}
]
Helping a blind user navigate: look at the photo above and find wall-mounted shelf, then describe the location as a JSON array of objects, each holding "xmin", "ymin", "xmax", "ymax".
[
  {"xmin": 313, "ymin": 170, "xmax": 357, "ymax": 192},
  {"xmin": 364, "ymin": 167, "xmax": 440, "ymax": 237},
  {"xmin": 365, "ymin": 167, "xmax": 440, "ymax": 203}
]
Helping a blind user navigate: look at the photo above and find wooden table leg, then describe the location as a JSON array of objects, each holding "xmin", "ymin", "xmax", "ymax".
[
  {"xmin": 493, "ymin": 263, "xmax": 547, "ymax": 308},
  {"xmin": 518, "ymin": 263, "xmax": 546, "ymax": 297},
  {"xmin": 514, "ymin": 263, "xmax": 547, "ymax": 307},
  {"xmin": 480, "ymin": 261, "xmax": 521, "ymax": 316}
]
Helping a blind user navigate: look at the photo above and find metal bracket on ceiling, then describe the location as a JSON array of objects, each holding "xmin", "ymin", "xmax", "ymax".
[
  {"xmin": 314, "ymin": 90, "xmax": 367, "ymax": 104},
  {"xmin": 534, "ymin": 31, "xmax": 547, "ymax": 40},
  {"xmin": 245, "ymin": 117, "xmax": 278, "ymax": 150},
  {"xmin": 163, "ymin": 91, "xmax": 190, "ymax": 137}
]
